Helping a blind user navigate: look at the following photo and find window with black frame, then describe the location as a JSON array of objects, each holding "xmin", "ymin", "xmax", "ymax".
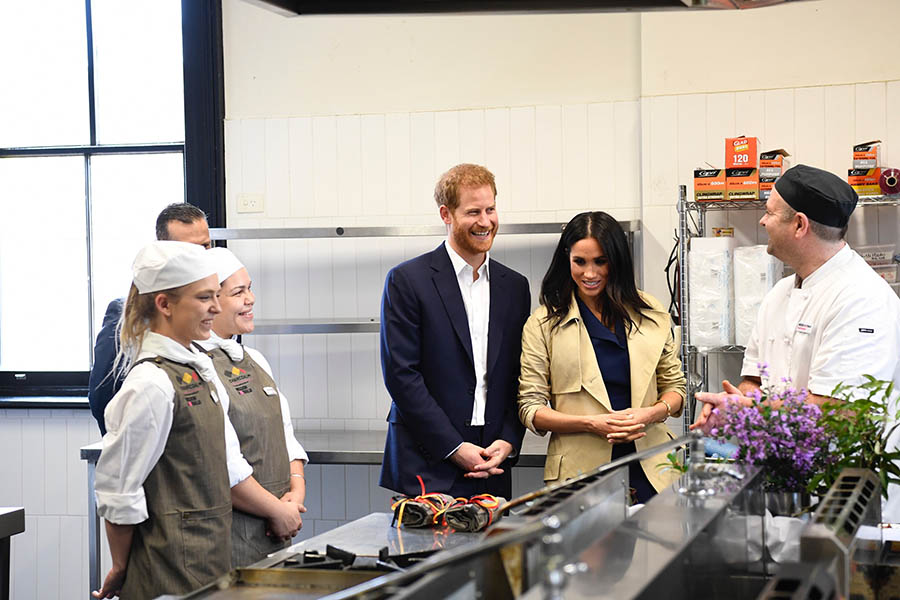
[{"xmin": 0, "ymin": 0, "xmax": 223, "ymax": 397}]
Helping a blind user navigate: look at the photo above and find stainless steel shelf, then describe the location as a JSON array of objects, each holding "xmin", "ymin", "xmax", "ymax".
[
  {"xmin": 687, "ymin": 345, "xmax": 746, "ymax": 354},
  {"xmin": 210, "ymin": 220, "xmax": 640, "ymax": 240},
  {"xmin": 253, "ymin": 318, "xmax": 379, "ymax": 335},
  {"xmin": 685, "ymin": 194, "xmax": 900, "ymax": 212}
]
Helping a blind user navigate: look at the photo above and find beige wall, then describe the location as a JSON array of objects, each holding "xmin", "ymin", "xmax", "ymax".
[
  {"xmin": 641, "ymin": 0, "xmax": 900, "ymax": 97},
  {"xmin": 223, "ymin": 0, "xmax": 642, "ymax": 118}
]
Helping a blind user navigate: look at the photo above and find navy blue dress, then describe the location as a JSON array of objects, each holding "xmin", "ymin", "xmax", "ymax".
[{"xmin": 576, "ymin": 297, "xmax": 656, "ymax": 504}]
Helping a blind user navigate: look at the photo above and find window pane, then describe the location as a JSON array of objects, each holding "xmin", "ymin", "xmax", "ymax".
[
  {"xmin": 0, "ymin": 2, "xmax": 89, "ymax": 147},
  {"xmin": 90, "ymin": 153, "xmax": 185, "ymax": 335},
  {"xmin": 0, "ymin": 157, "xmax": 88, "ymax": 371},
  {"xmin": 92, "ymin": 0, "xmax": 185, "ymax": 144}
]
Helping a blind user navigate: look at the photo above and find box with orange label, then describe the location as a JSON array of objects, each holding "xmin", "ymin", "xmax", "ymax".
[
  {"xmin": 759, "ymin": 176, "xmax": 777, "ymax": 200},
  {"xmin": 853, "ymin": 140, "xmax": 881, "ymax": 169},
  {"xmin": 694, "ymin": 169, "xmax": 726, "ymax": 202},
  {"xmin": 726, "ymin": 168, "xmax": 759, "ymax": 201},
  {"xmin": 848, "ymin": 168, "xmax": 882, "ymax": 196},
  {"xmin": 726, "ymin": 137, "xmax": 759, "ymax": 169},
  {"xmin": 759, "ymin": 149, "xmax": 790, "ymax": 178}
]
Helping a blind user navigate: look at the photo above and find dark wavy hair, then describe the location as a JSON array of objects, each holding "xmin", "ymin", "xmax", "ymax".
[{"xmin": 540, "ymin": 211, "xmax": 654, "ymax": 332}]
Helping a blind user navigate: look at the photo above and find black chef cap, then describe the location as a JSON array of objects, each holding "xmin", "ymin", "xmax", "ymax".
[{"xmin": 774, "ymin": 164, "xmax": 858, "ymax": 228}]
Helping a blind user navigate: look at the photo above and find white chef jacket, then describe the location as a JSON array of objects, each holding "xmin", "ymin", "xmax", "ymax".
[
  {"xmin": 445, "ymin": 241, "xmax": 490, "ymax": 427},
  {"xmin": 95, "ymin": 331, "xmax": 253, "ymax": 525},
  {"xmin": 741, "ymin": 244, "xmax": 900, "ymax": 396},
  {"xmin": 197, "ymin": 332, "xmax": 309, "ymax": 464},
  {"xmin": 741, "ymin": 244, "xmax": 900, "ymax": 521}
]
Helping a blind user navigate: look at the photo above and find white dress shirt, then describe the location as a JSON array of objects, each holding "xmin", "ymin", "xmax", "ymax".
[
  {"xmin": 197, "ymin": 332, "xmax": 309, "ymax": 464},
  {"xmin": 445, "ymin": 241, "xmax": 490, "ymax": 426},
  {"xmin": 95, "ymin": 331, "xmax": 253, "ymax": 525}
]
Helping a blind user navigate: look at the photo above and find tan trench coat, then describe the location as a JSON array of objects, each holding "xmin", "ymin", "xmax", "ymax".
[{"xmin": 517, "ymin": 291, "xmax": 686, "ymax": 492}]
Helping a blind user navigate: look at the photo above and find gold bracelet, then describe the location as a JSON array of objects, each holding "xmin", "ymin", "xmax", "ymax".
[
  {"xmin": 290, "ymin": 473, "xmax": 305, "ymax": 479},
  {"xmin": 654, "ymin": 398, "xmax": 672, "ymax": 419}
]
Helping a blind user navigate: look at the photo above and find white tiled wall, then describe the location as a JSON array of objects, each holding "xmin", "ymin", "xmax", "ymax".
[{"xmin": 6, "ymin": 81, "xmax": 900, "ymax": 599}]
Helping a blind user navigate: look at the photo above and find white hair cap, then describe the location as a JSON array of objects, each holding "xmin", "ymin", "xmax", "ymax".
[
  {"xmin": 207, "ymin": 247, "xmax": 246, "ymax": 284},
  {"xmin": 132, "ymin": 241, "xmax": 217, "ymax": 294}
]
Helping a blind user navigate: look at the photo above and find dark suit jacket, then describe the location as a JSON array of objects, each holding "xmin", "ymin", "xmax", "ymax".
[
  {"xmin": 88, "ymin": 298, "xmax": 125, "ymax": 435},
  {"xmin": 379, "ymin": 244, "xmax": 531, "ymax": 499}
]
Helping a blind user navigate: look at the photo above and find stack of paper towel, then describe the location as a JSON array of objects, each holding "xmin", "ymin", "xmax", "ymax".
[
  {"xmin": 689, "ymin": 237, "xmax": 735, "ymax": 349},
  {"xmin": 733, "ymin": 245, "xmax": 783, "ymax": 347}
]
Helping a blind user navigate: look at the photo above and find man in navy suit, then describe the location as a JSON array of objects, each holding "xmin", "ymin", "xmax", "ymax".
[
  {"xmin": 379, "ymin": 164, "xmax": 531, "ymax": 499},
  {"xmin": 87, "ymin": 203, "xmax": 211, "ymax": 434}
]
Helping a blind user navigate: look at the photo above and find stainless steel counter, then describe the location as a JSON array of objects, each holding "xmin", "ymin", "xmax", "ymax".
[{"xmin": 80, "ymin": 429, "xmax": 550, "ymax": 467}]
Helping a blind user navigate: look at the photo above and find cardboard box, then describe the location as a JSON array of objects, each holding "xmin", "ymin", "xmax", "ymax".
[
  {"xmin": 759, "ymin": 149, "xmax": 790, "ymax": 178},
  {"xmin": 759, "ymin": 176, "xmax": 777, "ymax": 200},
  {"xmin": 694, "ymin": 169, "xmax": 726, "ymax": 202},
  {"xmin": 726, "ymin": 168, "xmax": 759, "ymax": 201},
  {"xmin": 853, "ymin": 140, "xmax": 881, "ymax": 169},
  {"xmin": 726, "ymin": 137, "xmax": 760, "ymax": 169},
  {"xmin": 849, "ymin": 168, "xmax": 882, "ymax": 196}
]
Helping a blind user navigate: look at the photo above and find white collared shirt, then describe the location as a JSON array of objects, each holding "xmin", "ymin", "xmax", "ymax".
[
  {"xmin": 95, "ymin": 331, "xmax": 253, "ymax": 525},
  {"xmin": 198, "ymin": 331, "xmax": 309, "ymax": 464},
  {"xmin": 742, "ymin": 244, "xmax": 900, "ymax": 396},
  {"xmin": 445, "ymin": 241, "xmax": 490, "ymax": 427}
]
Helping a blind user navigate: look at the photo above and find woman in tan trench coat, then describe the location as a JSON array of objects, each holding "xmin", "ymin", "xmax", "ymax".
[{"xmin": 518, "ymin": 212, "xmax": 686, "ymax": 502}]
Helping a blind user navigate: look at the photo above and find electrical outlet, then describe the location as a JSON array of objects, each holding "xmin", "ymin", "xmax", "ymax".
[{"xmin": 237, "ymin": 193, "xmax": 265, "ymax": 213}]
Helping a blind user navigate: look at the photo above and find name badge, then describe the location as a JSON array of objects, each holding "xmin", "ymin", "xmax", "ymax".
[
  {"xmin": 263, "ymin": 386, "xmax": 277, "ymax": 396},
  {"xmin": 796, "ymin": 322, "xmax": 813, "ymax": 334}
]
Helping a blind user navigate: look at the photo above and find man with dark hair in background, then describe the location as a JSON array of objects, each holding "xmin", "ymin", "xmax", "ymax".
[{"xmin": 88, "ymin": 203, "xmax": 211, "ymax": 434}]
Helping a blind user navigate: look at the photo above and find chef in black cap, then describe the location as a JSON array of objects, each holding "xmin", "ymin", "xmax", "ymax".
[{"xmin": 693, "ymin": 165, "xmax": 900, "ymax": 455}]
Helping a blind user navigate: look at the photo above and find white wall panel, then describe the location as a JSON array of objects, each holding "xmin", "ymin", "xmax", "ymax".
[
  {"xmin": 361, "ymin": 114, "xmax": 387, "ymax": 217},
  {"xmin": 288, "ymin": 117, "xmax": 314, "ymax": 218},
  {"xmin": 587, "ymin": 102, "xmax": 616, "ymax": 207},
  {"xmin": 332, "ymin": 238, "xmax": 358, "ymax": 318},
  {"xmin": 44, "ymin": 418, "xmax": 67, "ymax": 516},
  {"xmin": 561, "ymin": 104, "xmax": 589, "ymax": 212},
  {"xmin": 336, "ymin": 115, "xmax": 363, "ymax": 219},
  {"xmin": 279, "ymin": 336, "xmax": 304, "ymax": 419},
  {"xmin": 823, "ymin": 85, "xmax": 855, "ymax": 177},
  {"xmin": 535, "ymin": 105, "xmax": 563, "ymax": 212},
  {"xmin": 240, "ymin": 119, "xmax": 267, "ymax": 194},
  {"xmin": 676, "ymin": 94, "xmax": 706, "ymax": 196},
  {"xmin": 312, "ymin": 116, "xmax": 338, "ymax": 217},
  {"xmin": 326, "ymin": 335, "xmax": 353, "ymax": 419},
  {"xmin": 307, "ymin": 239, "xmax": 334, "ymax": 319},
  {"xmin": 66, "ymin": 418, "xmax": 91, "ymax": 516},
  {"xmin": 485, "ymin": 108, "xmax": 511, "ymax": 208},
  {"xmin": 855, "ymin": 82, "xmax": 887, "ymax": 147},
  {"xmin": 734, "ymin": 91, "xmax": 765, "ymax": 144},
  {"xmin": 303, "ymin": 336, "xmax": 329, "ymax": 419},
  {"xmin": 646, "ymin": 95, "xmax": 678, "ymax": 207},
  {"xmin": 763, "ymin": 89, "xmax": 795, "ymax": 159},
  {"xmin": 410, "ymin": 112, "xmax": 436, "ymax": 216},
  {"xmin": 434, "ymin": 110, "xmax": 460, "ymax": 176},
  {"xmin": 385, "ymin": 113, "xmax": 411, "ymax": 216},
  {"xmin": 265, "ymin": 119, "xmax": 291, "ymax": 218},
  {"xmin": 794, "ymin": 87, "xmax": 826, "ymax": 168},
  {"xmin": 20, "ymin": 419, "xmax": 44, "ymax": 514},
  {"xmin": 12, "ymin": 515, "xmax": 37, "ymax": 600},
  {"xmin": 510, "ymin": 107, "xmax": 537, "ymax": 213},
  {"xmin": 36, "ymin": 516, "xmax": 60, "ymax": 599},
  {"xmin": 284, "ymin": 239, "xmax": 311, "ymax": 319},
  {"xmin": 259, "ymin": 240, "xmax": 287, "ymax": 320},
  {"xmin": 224, "ymin": 120, "xmax": 243, "ymax": 221},
  {"xmin": 459, "ymin": 109, "xmax": 486, "ymax": 166},
  {"xmin": 613, "ymin": 101, "xmax": 641, "ymax": 209},
  {"xmin": 350, "ymin": 333, "xmax": 377, "ymax": 420}
]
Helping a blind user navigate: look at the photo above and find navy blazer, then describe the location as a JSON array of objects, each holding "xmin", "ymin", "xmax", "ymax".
[
  {"xmin": 88, "ymin": 298, "xmax": 125, "ymax": 435},
  {"xmin": 379, "ymin": 244, "xmax": 531, "ymax": 499}
]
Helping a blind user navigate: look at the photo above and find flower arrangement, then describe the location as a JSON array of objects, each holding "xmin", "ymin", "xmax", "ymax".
[{"xmin": 708, "ymin": 364, "xmax": 832, "ymax": 493}]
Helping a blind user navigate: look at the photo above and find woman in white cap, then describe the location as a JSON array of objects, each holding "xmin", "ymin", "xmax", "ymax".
[
  {"xmin": 197, "ymin": 247, "xmax": 309, "ymax": 567},
  {"xmin": 92, "ymin": 241, "xmax": 303, "ymax": 599}
]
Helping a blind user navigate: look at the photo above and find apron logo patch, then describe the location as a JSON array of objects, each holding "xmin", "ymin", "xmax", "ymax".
[
  {"xmin": 182, "ymin": 371, "xmax": 198, "ymax": 384},
  {"xmin": 796, "ymin": 322, "xmax": 813, "ymax": 334},
  {"xmin": 185, "ymin": 395, "xmax": 202, "ymax": 407},
  {"xmin": 859, "ymin": 327, "xmax": 875, "ymax": 334}
]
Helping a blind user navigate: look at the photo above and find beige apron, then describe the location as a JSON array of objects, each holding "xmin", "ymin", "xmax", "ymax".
[
  {"xmin": 204, "ymin": 346, "xmax": 291, "ymax": 567},
  {"xmin": 120, "ymin": 357, "xmax": 232, "ymax": 599}
]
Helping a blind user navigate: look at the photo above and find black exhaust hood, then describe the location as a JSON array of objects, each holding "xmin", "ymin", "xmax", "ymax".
[{"xmin": 244, "ymin": 0, "xmax": 798, "ymax": 16}]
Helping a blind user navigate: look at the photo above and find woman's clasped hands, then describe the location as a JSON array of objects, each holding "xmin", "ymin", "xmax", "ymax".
[{"xmin": 587, "ymin": 406, "xmax": 661, "ymax": 444}]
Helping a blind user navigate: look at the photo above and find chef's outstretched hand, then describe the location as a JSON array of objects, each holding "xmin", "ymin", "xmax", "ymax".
[
  {"xmin": 690, "ymin": 379, "xmax": 744, "ymax": 433},
  {"xmin": 92, "ymin": 565, "xmax": 126, "ymax": 599}
]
